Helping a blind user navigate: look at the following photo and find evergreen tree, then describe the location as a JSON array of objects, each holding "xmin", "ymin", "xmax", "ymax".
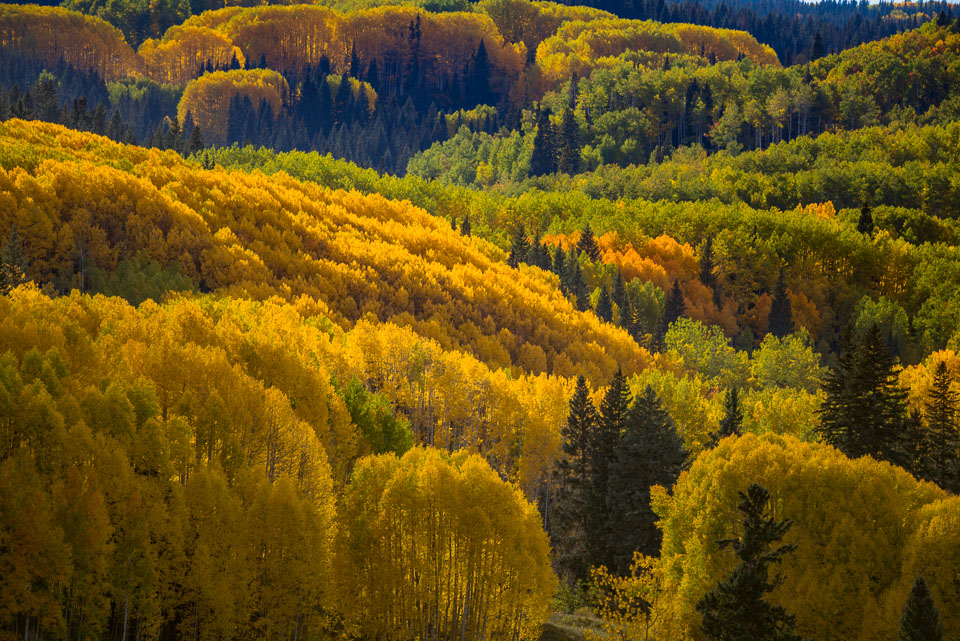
[
  {"xmin": 349, "ymin": 41, "xmax": 360, "ymax": 79},
  {"xmin": 767, "ymin": 270, "xmax": 793, "ymax": 338},
  {"xmin": 506, "ymin": 225, "xmax": 529, "ymax": 268},
  {"xmin": 898, "ymin": 576, "xmax": 943, "ymax": 641},
  {"xmin": 817, "ymin": 325, "xmax": 909, "ymax": 466},
  {"xmin": 577, "ymin": 224, "xmax": 601, "ymax": 261},
  {"xmin": 812, "ymin": 32, "xmax": 825, "ymax": 59},
  {"xmin": 468, "ymin": 40, "xmax": 491, "ymax": 107},
  {"xmin": 595, "ymin": 285, "xmax": 613, "ymax": 323},
  {"xmin": 858, "ymin": 205, "xmax": 875, "ymax": 235},
  {"xmin": 923, "ymin": 361, "xmax": 959, "ymax": 491},
  {"xmin": 334, "ymin": 76, "xmax": 353, "ymax": 126},
  {"xmin": 460, "ymin": 214, "xmax": 471, "ymax": 237},
  {"xmin": 528, "ymin": 107, "xmax": 557, "ymax": 177},
  {"xmin": 696, "ymin": 484, "xmax": 804, "ymax": 641},
  {"xmin": 552, "ymin": 375, "xmax": 598, "ymax": 582},
  {"xmin": 587, "ymin": 367, "xmax": 630, "ymax": 571},
  {"xmin": 558, "ymin": 107, "xmax": 580, "ymax": 175},
  {"xmin": 0, "ymin": 224, "xmax": 27, "ymax": 293},
  {"xmin": 566, "ymin": 252, "xmax": 589, "ymax": 312},
  {"xmin": 612, "ymin": 270, "xmax": 627, "ymax": 318},
  {"xmin": 186, "ymin": 122, "xmax": 204, "ymax": 155},
  {"xmin": 606, "ymin": 386, "xmax": 686, "ymax": 574},
  {"xmin": 709, "ymin": 386, "xmax": 743, "ymax": 447},
  {"xmin": 700, "ymin": 237, "xmax": 717, "ymax": 289},
  {"xmin": 654, "ymin": 279, "xmax": 686, "ymax": 349}
]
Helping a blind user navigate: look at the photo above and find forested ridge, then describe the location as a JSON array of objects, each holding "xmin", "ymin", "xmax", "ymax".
[{"xmin": 2, "ymin": 0, "xmax": 960, "ymax": 640}]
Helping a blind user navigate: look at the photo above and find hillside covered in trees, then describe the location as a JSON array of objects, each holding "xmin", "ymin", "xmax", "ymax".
[{"xmin": 2, "ymin": 0, "xmax": 960, "ymax": 640}]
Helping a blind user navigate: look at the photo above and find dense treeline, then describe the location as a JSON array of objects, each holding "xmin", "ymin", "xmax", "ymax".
[
  {"xmin": 410, "ymin": 19, "xmax": 960, "ymax": 177},
  {"xmin": 0, "ymin": 286, "xmax": 554, "ymax": 641},
  {"xmin": 0, "ymin": 119, "xmax": 645, "ymax": 386}
]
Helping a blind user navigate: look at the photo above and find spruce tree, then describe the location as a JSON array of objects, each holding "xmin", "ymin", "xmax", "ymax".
[
  {"xmin": 506, "ymin": 225, "xmax": 529, "ymax": 268},
  {"xmin": 696, "ymin": 484, "xmax": 804, "ymax": 641},
  {"xmin": 858, "ymin": 205, "xmax": 875, "ymax": 236},
  {"xmin": 577, "ymin": 224, "xmax": 601, "ymax": 261},
  {"xmin": 767, "ymin": 270, "xmax": 793, "ymax": 338},
  {"xmin": 924, "ymin": 361, "xmax": 959, "ymax": 491},
  {"xmin": 186, "ymin": 123, "xmax": 205, "ymax": 155},
  {"xmin": 552, "ymin": 375, "xmax": 598, "ymax": 581},
  {"xmin": 606, "ymin": 386, "xmax": 686, "ymax": 574},
  {"xmin": 468, "ymin": 40, "xmax": 491, "ymax": 107},
  {"xmin": 700, "ymin": 237, "xmax": 717, "ymax": 290},
  {"xmin": 460, "ymin": 214, "xmax": 471, "ymax": 237},
  {"xmin": 709, "ymin": 386, "xmax": 743, "ymax": 447},
  {"xmin": 1, "ymin": 224, "xmax": 27, "ymax": 293},
  {"xmin": 898, "ymin": 576, "xmax": 942, "ymax": 641},
  {"xmin": 817, "ymin": 325, "xmax": 909, "ymax": 466},
  {"xmin": 587, "ymin": 367, "xmax": 630, "ymax": 571},
  {"xmin": 612, "ymin": 270, "xmax": 627, "ymax": 318},
  {"xmin": 528, "ymin": 106, "xmax": 557, "ymax": 177},
  {"xmin": 595, "ymin": 285, "xmax": 613, "ymax": 323},
  {"xmin": 654, "ymin": 279, "xmax": 686, "ymax": 349},
  {"xmin": 558, "ymin": 107, "xmax": 580, "ymax": 174}
]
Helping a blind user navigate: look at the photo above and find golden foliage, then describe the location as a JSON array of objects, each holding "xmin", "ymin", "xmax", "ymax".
[
  {"xmin": 336, "ymin": 447, "xmax": 556, "ymax": 641},
  {"xmin": 0, "ymin": 4, "xmax": 141, "ymax": 80},
  {"xmin": 653, "ymin": 433, "xmax": 959, "ymax": 641},
  {"xmin": 0, "ymin": 119, "xmax": 647, "ymax": 387},
  {"xmin": 177, "ymin": 69, "xmax": 289, "ymax": 144}
]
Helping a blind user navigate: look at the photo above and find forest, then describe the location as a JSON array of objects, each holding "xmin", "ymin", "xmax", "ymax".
[{"xmin": 1, "ymin": 0, "xmax": 959, "ymax": 640}]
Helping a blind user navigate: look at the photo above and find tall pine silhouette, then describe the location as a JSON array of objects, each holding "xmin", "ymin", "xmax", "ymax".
[
  {"xmin": 696, "ymin": 484, "xmax": 804, "ymax": 641},
  {"xmin": 552, "ymin": 376, "xmax": 597, "ymax": 582},
  {"xmin": 605, "ymin": 386, "xmax": 686, "ymax": 574},
  {"xmin": 818, "ymin": 325, "xmax": 909, "ymax": 466},
  {"xmin": 923, "ymin": 361, "xmax": 959, "ymax": 491},
  {"xmin": 767, "ymin": 270, "xmax": 793, "ymax": 338},
  {"xmin": 587, "ymin": 367, "xmax": 629, "ymax": 571},
  {"xmin": 898, "ymin": 576, "xmax": 942, "ymax": 641}
]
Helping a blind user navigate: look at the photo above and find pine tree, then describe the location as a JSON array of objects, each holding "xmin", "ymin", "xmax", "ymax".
[
  {"xmin": 460, "ymin": 214, "xmax": 471, "ymax": 237},
  {"xmin": 587, "ymin": 367, "xmax": 630, "ymax": 571},
  {"xmin": 700, "ymin": 237, "xmax": 717, "ymax": 290},
  {"xmin": 858, "ymin": 205, "xmax": 875, "ymax": 235},
  {"xmin": 576, "ymin": 224, "xmax": 601, "ymax": 261},
  {"xmin": 696, "ymin": 484, "xmax": 804, "ymax": 641},
  {"xmin": 817, "ymin": 325, "xmax": 909, "ymax": 466},
  {"xmin": 528, "ymin": 107, "xmax": 557, "ymax": 177},
  {"xmin": 468, "ymin": 40, "xmax": 491, "ymax": 107},
  {"xmin": 558, "ymin": 107, "xmax": 580, "ymax": 174},
  {"xmin": 1, "ymin": 224, "xmax": 27, "ymax": 293},
  {"xmin": 187, "ymin": 123, "xmax": 205, "ymax": 155},
  {"xmin": 606, "ymin": 386, "xmax": 686, "ymax": 574},
  {"xmin": 567, "ymin": 253, "xmax": 589, "ymax": 312},
  {"xmin": 811, "ymin": 32, "xmax": 825, "ymax": 60},
  {"xmin": 898, "ymin": 576, "xmax": 943, "ymax": 641},
  {"xmin": 595, "ymin": 285, "xmax": 613, "ymax": 323},
  {"xmin": 612, "ymin": 270, "xmax": 627, "ymax": 318},
  {"xmin": 767, "ymin": 270, "xmax": 793, "ymax": 338},
  {"xmin": 506, "ymin": 225, "xmax": 529, "ymax": 268},
  {"xmin": 709, "ymin": 386, "xmax": 743, "ymax": 447},
  {"xmin": 654, "ymin": 279, "xmax": 686, "ymax": 350},
  {"xmin": 349, "ymin": 41, "xmax": 360, "ymax": 78},
  {"xmin": 924, "ymin": 361, "xmax": 959, "ymax": 491},
  {"xmin": 552, "ymin": 376, "xmax": 598, "ymax": 582}
]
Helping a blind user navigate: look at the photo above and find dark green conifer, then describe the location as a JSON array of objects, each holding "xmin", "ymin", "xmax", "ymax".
[
  {"xmin": 587, "ymin": 367, "xmax": 630, "ymax": 571},
  {"xmin": 460, "ymin": 214, "xmax": 471, "ymax": 237},
  {"xmin": 898, "ymin": 576, "xmax": 943, "ymax": 641},
  {"xmin": 596, "ymin": 285, "xmax": 613, "ymax": 323},
  {"xmin": 708, "ymin": 386, "xmax": 743, "ymax": 448},
  {"xmin": 924, "ymin": 361, "xmax": 959, "ymax": 491},
  {"xmin": 506, "ymin": 224, "xmax": 529, "ymax": 268},
  {"xmin": 577, "ymin": 224, "xmax": 601, "ymax": 262},
  {"xmin": 767, "ymin": 270, "xmax": 793, "ymax": 338},
  {"xmin": 528, "ymin": 106, "xmax": 557, "ymax": 177},
  {"xmin": 696, "ymin": 484, "xmax": 804, "ymax": 641},
  {"xmin": 817, "ymin": 325, "xmax": 909, "ymax": 466},
  {"xmin": 552, "ymin": 375, "xmax": 598, "ymax": 582},
  {"xmin": 858, "ymin": 205, "xmax": 875, "ymax": 236},
  {"xmin": 606, "ymin": 386, "xmax": 686, "ymax": 573}
]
